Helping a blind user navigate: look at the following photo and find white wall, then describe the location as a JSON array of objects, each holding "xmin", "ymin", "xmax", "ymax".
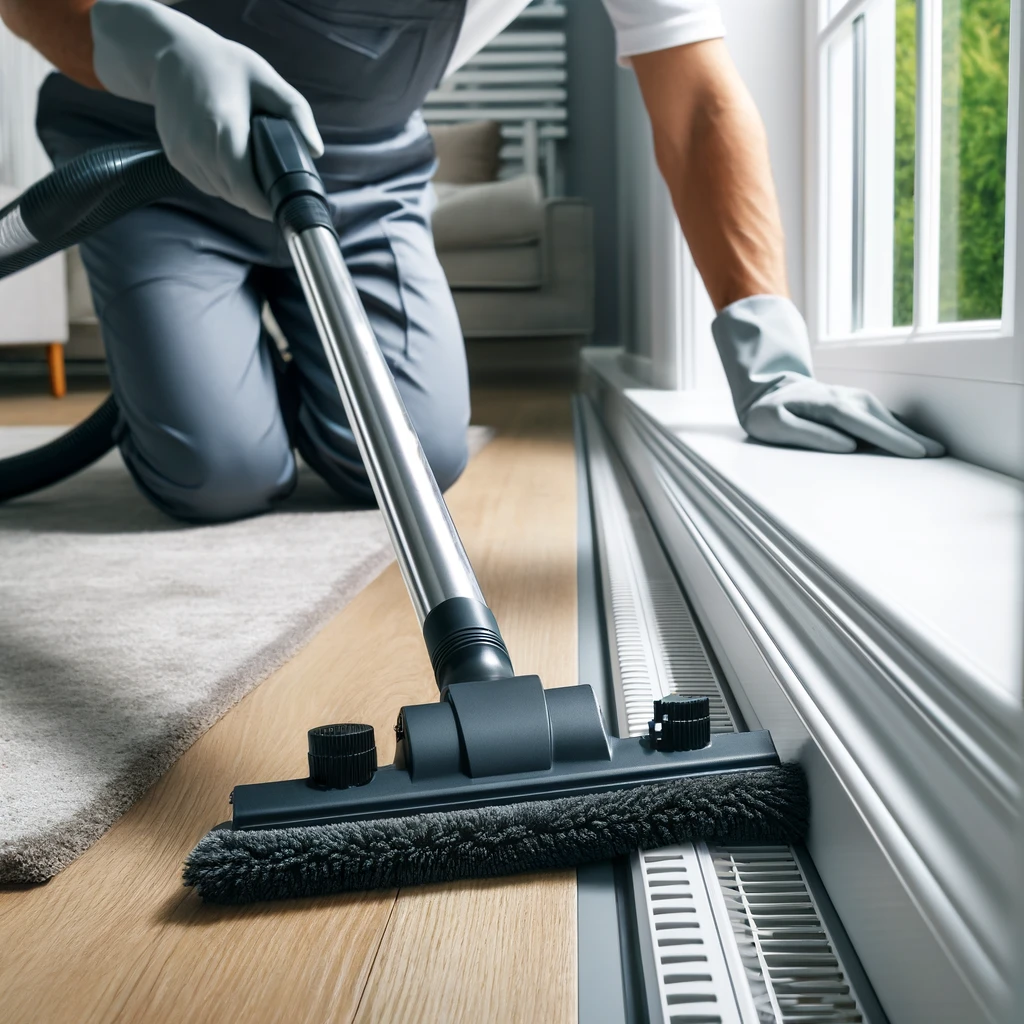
[
  {"xmin": 616, "ymin": 0, "xmax": 806, "ymax": 391},
  {"xmin": 0, "ymin": 22, "xmax": 54, "ymax": 188},
  {"xmin": 0, "ymin": 23, "xmax": 66, "ymax": 348},
  {"xmin": 615, "ymin": 66, "xmax": 685, "ymax": 388},
  {"xmin": 719, "ymin": 0, "xmax": 805, "ymax": 312}
]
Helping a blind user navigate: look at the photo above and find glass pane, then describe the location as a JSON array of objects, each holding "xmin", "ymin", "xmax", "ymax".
[
  {"xmin": 893, "ymin": 0, "xmax": 917, "ymax": 326},
  {"xmin": 938, "ymin": 0, "xmax": 1011, "ymax": 322}
]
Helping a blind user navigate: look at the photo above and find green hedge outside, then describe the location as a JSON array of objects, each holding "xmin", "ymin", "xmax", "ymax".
[{"xmin": 892, "ymin": 0, "xmax": 1010, "ymax": 325}]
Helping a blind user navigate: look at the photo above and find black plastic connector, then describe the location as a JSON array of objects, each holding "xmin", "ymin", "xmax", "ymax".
[
  {"xmin": 275, "ymin": 193, "xmax": 334, "ymax": 235},
  {"xmin": 251, "ymin": 116, "xmax": 334, "ymax": 235},
  {"xmin": 421, "ymin": 597, "xmax": 515, "ymax": 692}
]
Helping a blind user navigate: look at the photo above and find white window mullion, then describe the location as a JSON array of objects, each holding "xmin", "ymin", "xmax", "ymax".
[
  {"xmin": 914, "ymin": 0, "xmax": 944, "ymax": 330},
  {"xmin": 811, "ymin": 42, "xmax": 829, "ymax": 343},
  {"xmin": 851, "ymin": 14, "xmax": 868, "ymax": 331},
  {"xmin": 821, "ymin": 0, "xmax": 872, "ymax": 42},
  {"xmin": 820, "ymin": 1, "xmax": 896, "ymax": 338},
  {"xmin": 826, "ymin": 24, "xmax": 855, "ymax": 335},
  {"xmin": 862, "ymin": 0, "xmax": 896, "ymax": 331},
  {"xmin": 1005, "ymin": 0, "xmax": 1022, "ymax": 349}
]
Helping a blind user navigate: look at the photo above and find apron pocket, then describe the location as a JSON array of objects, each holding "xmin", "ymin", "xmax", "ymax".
[{"xmin": 242, "ymin": 0, "xmax": 431, "ymax": 101}]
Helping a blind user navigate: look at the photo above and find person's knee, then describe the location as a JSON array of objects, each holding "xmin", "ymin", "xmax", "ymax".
[
  {"xmin": 123, "ymin": 432, "xmax": 296, "ymax": 523},
  {"xmin": 303, "ymin": 428, "xmax": 466, "ymax": 500},
  {"xmin": 421, "ymin": 426, "xmax": 469, "ymax": 493},
  {"xmin": 182, "ymin": 459, "xmax": 296, "ymax": 522}
]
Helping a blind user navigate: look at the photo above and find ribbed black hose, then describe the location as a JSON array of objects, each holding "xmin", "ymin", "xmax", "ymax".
[
  {"xmin": 0, "ymin": 144, "xmax": 189, "ymax": 501},
  {"xmin": 0, "ymin": 395, "xmax": 119, "ymax": 502},
  {"xmin": 0, "ymin": 144, "xmax": 187, "ymax": 277}
]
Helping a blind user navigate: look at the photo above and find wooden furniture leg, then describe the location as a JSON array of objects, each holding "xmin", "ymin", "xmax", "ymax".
[{"xmin": 47, "ymin": 343, "xmax": 67, "ymax": 398}]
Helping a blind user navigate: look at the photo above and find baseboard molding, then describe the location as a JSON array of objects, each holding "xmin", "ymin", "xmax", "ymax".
[
  {"xmin": 0, "ymin": 359, "xmax": 109, "ymax": 379},
  {"xmin": 466, "ymin": 336, "xmax": 586, "ymax": 387}
]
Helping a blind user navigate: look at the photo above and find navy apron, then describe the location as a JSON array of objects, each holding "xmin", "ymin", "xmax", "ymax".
[{"xmin": 37, "ymin": 0, "xmax": 468, "ymax": 182}]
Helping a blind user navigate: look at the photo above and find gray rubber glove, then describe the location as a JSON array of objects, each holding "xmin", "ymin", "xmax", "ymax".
[
  {"xmin": 90, "ymin": 0, "xmax": 324, "ymax": 219},
  {"xmin": 711, "ymin": 295, "xmax": 944, "ymax": 457}
]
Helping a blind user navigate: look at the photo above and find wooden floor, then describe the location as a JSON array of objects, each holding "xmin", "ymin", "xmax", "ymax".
[{"xmin": 0, "ymin": 381, "xmax": 578, "ymax": 1024}]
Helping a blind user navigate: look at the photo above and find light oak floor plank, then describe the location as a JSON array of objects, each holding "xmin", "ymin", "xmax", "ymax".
[
  {"xmin": 356, "ymin": 389, "xmax": 578, "ymax": 1024},
  {"xmin": 0, "ymin": 385, "xmax": 577, "ymax": 1024}
]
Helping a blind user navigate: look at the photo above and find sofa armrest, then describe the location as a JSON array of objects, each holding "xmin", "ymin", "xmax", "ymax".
[
  {"xmin": 540, "ymin": 198, "xmax": 593, "ymax": 303},
  {"xmin": 447, "ymin": 197, "xmax": 594, "ymax": 339}
]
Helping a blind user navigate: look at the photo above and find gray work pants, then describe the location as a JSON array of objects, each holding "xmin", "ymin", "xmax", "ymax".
[{"xmin": 75, "ymin": 121, "xmax": 470, "ymax": 523}]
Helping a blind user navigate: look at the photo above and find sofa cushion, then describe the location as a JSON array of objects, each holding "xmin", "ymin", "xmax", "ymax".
[
  {"xmin": 439, "ymin": 243, "xmax": 542, "ymax": 290},
  {"xmin": 429, "ymin": 120, "xmax": 502, "ymax": 184},
  {"xmin": 432, "ymin": 175, "xmax": 545, "ymax": 251}
]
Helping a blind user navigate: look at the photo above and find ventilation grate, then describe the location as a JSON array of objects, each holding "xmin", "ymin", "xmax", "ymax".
[
  {"xmin": 638, "ymin": 846, "xmax": 747, "ymax": 1024},
  {"xmin": 588, "ymin": 430, "xmax": 735, "ymax": 738},
  {"xmin": 711, "ymin": 847, "xmax": 868, "ymax": 1024}
]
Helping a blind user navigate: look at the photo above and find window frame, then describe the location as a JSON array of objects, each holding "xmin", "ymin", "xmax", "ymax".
[{"xmin": 805, "ymin": 0, "xmax": 1023, "ymax": 390}]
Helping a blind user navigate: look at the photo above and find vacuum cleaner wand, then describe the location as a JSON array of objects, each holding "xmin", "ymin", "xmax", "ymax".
[
  {"xmin": 0, "ymin": 118, "xmax": 807, "ymax": 902},
  {"xmin": 254, "ymin": 119, "xmax": 512, "ymax": 690},
  {"xmin": 180, "ymin": 121, "xmax": 807, "ymax": 903}
]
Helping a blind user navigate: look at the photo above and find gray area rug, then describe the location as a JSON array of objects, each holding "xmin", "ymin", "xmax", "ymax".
[{"xmin": 0, "ymin": 424, "xmax": 490, "ymax": 883}]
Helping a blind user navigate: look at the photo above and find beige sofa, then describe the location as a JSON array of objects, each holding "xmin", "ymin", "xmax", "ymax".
[
  {"xmin": 428, "ymin": 120, "xmax": 594, "ymax": 344},
  {"xmin": 432, "ymin": 175, "xmax": 594, "ymax": 341}
]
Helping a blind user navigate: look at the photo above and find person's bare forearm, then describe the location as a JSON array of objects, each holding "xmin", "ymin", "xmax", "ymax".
[
  {"xmin": 0, "ymin": 0, "xmax": 102, "ymax": 88},
  {"xmin": 632, "ymin": 40, "xmax": 788, "ymax": 311}
]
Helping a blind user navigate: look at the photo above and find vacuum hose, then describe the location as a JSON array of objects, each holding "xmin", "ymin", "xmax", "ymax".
[{"xmin": 0, "ymin": 144, "xmax": 189, "ymax": 502}]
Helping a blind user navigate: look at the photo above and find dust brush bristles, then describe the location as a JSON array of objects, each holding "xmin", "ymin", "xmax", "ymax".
[{"xmin": 183, "ymin": 763, "xmax": 808, "ymax": 904}]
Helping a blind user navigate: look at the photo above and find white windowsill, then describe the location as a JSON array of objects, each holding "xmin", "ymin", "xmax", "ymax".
[
  {"xmin": 585, "ymin": 348, "xmax": 1023, "ymax": 1018},
  {"xmin": 626, "ymin": 387, "xmax": 1024, "ymax": 702}
]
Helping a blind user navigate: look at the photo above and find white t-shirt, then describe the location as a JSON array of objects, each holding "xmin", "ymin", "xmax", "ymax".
[
  {"xmin": 447, "ymin": 0, "xmax": 725, "ymax": 75},
  {"xmin": 159, "ymin": 1, "xmax": 726, "ymax": 76}
]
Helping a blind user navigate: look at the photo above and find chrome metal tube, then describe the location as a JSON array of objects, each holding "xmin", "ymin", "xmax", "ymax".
[{"xmin": 286, "ymin": 224, "xmax": 484, "ymax": 623}]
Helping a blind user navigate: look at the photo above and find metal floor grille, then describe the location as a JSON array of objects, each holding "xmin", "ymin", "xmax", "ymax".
[
  {"xmin": 711, "ymin": 848, "xmax": 868, "ymax": 1024},
  {"xmin": 638, "ymin": 845, "xmax": 764, "ymax": 1024},
  {"xmin": 586, "ymin": 415, "xmax": 735, "ymax": 738}
]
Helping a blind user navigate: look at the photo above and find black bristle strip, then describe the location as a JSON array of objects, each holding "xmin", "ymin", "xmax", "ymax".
[{"xmin": 183, "ymin": 763, "xmax": 809, "ymax": 905}]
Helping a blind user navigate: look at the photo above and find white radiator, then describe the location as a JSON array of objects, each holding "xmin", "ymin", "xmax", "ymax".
[{"xmin": 425, "ymin": 1, "xmax": 567, "ymax": 195}]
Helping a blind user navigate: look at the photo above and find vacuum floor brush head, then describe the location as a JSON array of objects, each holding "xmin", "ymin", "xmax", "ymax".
[{"xmin": 183, "ymin": 763, "xmax": 808, "ymax": 904}]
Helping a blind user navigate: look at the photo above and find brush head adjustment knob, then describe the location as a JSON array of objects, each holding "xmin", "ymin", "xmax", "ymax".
[
  {"xmin": 307, "ymin": 723, "xmax": 377, "ymax": 789},
  {"xmin": 648, "ymin": 696, "xmax": 711, "ymax": 751}
]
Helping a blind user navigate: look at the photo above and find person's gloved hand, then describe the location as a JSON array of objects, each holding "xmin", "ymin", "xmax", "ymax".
[
  {"xmin": 711, "ymin": 295, "xmax": 944, "ymax": 457},
  {"xmin": 90, "ymin": 0, "xmax": 324, "ymax": 219}
]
